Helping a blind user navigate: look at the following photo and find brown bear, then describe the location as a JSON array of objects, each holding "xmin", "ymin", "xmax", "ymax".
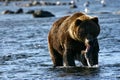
[{"xmin": 48, "ymin": 12, "xmax": 100, "ymax": 67}]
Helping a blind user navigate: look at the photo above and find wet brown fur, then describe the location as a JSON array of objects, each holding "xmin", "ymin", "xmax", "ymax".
[{"xmin": 48, "ymin": 12, "xmax": 100, "ymax": 67}]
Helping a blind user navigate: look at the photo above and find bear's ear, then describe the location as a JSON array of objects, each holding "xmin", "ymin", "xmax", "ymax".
[
  {"xmin": 75, "ymin": 19, "xmax": 82, "ymax": 26},
  {"xmin": 91, "ymin": 17, "xmax": 99, "ymax": 24}
]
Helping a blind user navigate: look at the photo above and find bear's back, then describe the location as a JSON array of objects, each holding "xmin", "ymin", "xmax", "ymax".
[{"xmin": 49, "ymin": 16, "xmax": 69, "ymax": 35}]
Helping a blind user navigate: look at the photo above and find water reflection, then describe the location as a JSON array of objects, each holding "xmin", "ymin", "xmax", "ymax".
[{"xmin": 49, "ymin": 67, "xmax": 100, "ymax": 79}]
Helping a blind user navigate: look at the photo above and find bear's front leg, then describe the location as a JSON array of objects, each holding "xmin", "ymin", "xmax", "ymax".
[{"xmin": 63, "ymin": 49, "xmax": 75, "ymax": 66}]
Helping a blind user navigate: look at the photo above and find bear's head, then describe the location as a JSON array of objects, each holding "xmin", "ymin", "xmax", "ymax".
[{"xmin": 69, "ymin": 13, "xmax": 100, "ymax": 67}]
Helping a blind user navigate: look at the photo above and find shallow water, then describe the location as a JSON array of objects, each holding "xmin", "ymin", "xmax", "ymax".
[{"xmin": 0, "ymin": 0, "xmax": 120, "ymax": 80}]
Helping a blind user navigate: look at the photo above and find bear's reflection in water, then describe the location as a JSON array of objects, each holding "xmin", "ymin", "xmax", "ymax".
[{"xmin": 49, "ymin": 66, "xmax": 100, "ymax": 77}]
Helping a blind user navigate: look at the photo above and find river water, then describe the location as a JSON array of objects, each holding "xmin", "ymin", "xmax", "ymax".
[{"xmin": 0, "ymin": 0, "xmax": 120, "ymax": 80}]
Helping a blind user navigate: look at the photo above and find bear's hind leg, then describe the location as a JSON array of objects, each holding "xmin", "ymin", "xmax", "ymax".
[{"xmin": 49, "ymin": 47, "xmax": 63, "ymax": 67}]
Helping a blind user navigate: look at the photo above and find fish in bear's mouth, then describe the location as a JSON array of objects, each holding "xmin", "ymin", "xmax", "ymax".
[{"xmin": 81, "ymin": 38, "xmax": 99, "ymax": 68}]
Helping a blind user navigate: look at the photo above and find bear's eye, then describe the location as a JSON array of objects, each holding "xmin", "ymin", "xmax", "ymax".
[
  {"xmin": 81, "ymin": 32, "xmax": 86, "ymax": 34},
  {"xmin": 79, "ymin": 28, "xmax": 86, "ymax": 34},
  {"xmin": 80, "ymin": 31, "xmax": 87, "ymax": 38}
]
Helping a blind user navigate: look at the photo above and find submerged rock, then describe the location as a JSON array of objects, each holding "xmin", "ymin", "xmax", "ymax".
[
  {"xmin": 15, "ymin": 8, "xmax": 24, "ymax": 14},
  {"xmin": 26, "ymin": 10, "xmax": 35, "ymax": 14},
  {"xmin": 70, "ymin": 4, "xmax": 77, "ymax": 8},
  {"xmin": 32, "ymin": 1, "xmax": 40, "ymax": 6},
  {"xmin": 1, "ymin": 10, "xmax": 14, "ymax": 14},
  {"xmin": 32, "ymin": 10, "xmax": 55, "ymax": 18},
  {"xmin": 1, "ymin": 8, "xmax": 24, "ymax": 14}
]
